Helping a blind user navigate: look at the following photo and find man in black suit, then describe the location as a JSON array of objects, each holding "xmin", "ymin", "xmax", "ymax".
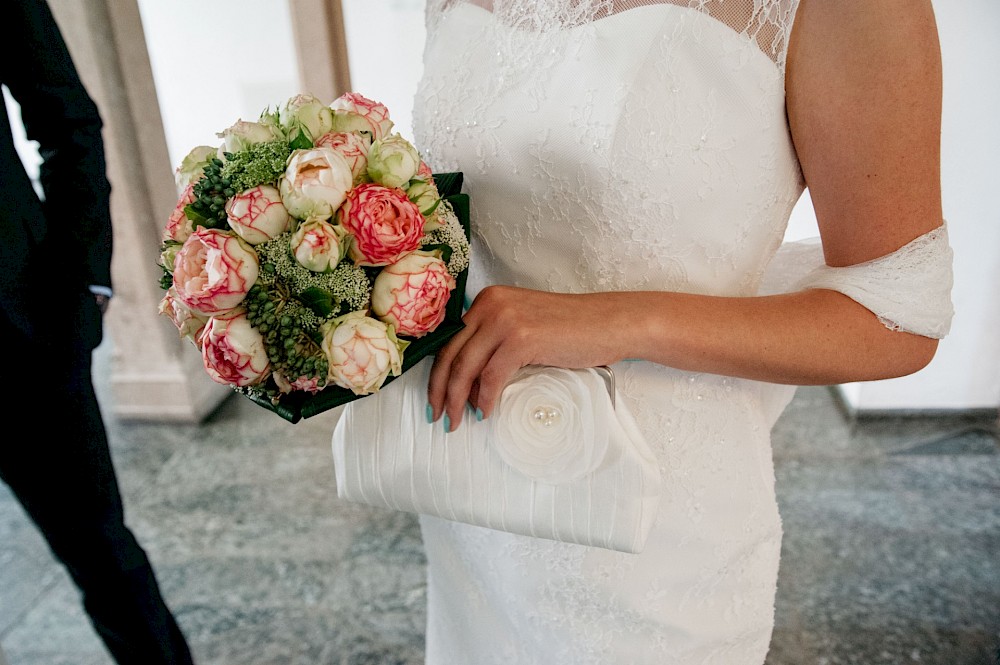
[{"xmin": 0, "ymin": 1, "xmax": 195, "ymax": 662}]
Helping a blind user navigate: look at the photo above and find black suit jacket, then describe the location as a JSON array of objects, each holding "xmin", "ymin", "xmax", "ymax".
[{"xmin": 0, "ymin": 0, "xmax": 113, "ymax": 354}]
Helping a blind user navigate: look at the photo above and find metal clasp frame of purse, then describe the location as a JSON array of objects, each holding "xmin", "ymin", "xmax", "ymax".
[{"xmin": 593, "ymin": 365, "xmax": 616, "ymax": 410}]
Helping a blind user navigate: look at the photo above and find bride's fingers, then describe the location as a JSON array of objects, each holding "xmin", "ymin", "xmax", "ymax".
[
  {"xmin": 427, "ymin": 325, "xmax": 474, "ymax": 422},
  {"xmin": 469, "ymin": 349, "xmax": 523, "ymax": 419},
  {"xmin": 440, "ymin": 338, "xmax": 499, "ymax": 431}
]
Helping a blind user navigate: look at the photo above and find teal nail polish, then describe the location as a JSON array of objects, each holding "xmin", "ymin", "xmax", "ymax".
[
  {"xmin": 475, "ymin": 408, "xmax": 484, "ymax": 422},
  {"xmin": 425, "ymin": 403, "xmax": 434, "ymax": 424},
  {"xmin": 443, "ymin": 414, "xmax": 451, "ymax": 433}
]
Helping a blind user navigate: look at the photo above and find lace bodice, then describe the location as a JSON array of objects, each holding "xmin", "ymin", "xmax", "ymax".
[{"xmin": 414, "ymin": 0, "xmax": 804, "ymax": 302}]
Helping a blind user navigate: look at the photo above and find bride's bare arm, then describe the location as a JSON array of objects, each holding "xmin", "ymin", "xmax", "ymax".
[{"xmin": 429, "ymin": 0, "xmax": 945, "ymax": 428}]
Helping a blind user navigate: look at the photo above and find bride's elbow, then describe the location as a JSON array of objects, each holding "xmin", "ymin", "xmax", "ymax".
[{"xmin": 877, "ymin": 333, "xmax": 940, "ymax": 379}]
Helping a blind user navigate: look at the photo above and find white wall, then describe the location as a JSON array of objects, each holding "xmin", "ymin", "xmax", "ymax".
[
  {"xmin": 341, "ymin": 0, "xmax": 427, "ymax": 142},
  {"xmin": 138, "ymin": 0, "xmax": 427, "ymax": 176},
  {"xmin": 137, "ymin": 0, "xmax": 303, "ymax": 173}
]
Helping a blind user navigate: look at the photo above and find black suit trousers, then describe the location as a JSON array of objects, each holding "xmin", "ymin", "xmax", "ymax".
[{"xmin": 0, "ymin": 332, "xmax": 194, "ymax": 665}]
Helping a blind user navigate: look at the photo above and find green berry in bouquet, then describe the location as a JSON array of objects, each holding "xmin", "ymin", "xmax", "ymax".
[{"xmin": 156, "ymin": 91, "xmax": 470, "ymax": 413}]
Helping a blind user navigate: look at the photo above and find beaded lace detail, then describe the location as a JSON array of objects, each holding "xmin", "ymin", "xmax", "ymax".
[{"xmin": 413, "ymin": 2, "xmax": 798, "ymax": 663}]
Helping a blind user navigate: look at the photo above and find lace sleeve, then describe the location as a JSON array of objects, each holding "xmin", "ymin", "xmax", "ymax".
[{"xmin": 774, "ymin": 223, "xmax": 955, "ymax": 339}]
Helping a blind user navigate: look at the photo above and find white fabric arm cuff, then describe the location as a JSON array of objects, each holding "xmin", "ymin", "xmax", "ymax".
[{"xmin": 792, "ymin": 223, "xmax": 955, "ymax": 339}]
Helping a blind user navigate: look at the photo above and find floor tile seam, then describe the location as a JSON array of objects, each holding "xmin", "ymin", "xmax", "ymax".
[{"xmin": 0, "ymin": 572, "xmax": 70, "ymax": 642}]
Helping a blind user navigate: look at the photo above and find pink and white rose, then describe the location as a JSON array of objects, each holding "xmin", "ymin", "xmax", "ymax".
[
  {"xmin": 279, "ymin": 147, "xmax": 354, "ymax": 220},
  {"xmin": 367, "ymin": 133, "xmax": 420, "ymax": 189},
  {"xmin": 163, "ymin": 181, "xmax": 197, "ymax": 243},
  {"xmin": 158, "ymin": 286, "xmax": 209, "ymax": 347},
  {"xmin": 337, "ymin": 183, "xmax": 425, "ymax": 266},
  {"xmin": 172, "ymin": 227, "xmax": 259, "ymax": 316},
  {"xmin": 225, "ymin": 184, "xmax": 292, "ymax": 245},
  {"xmin": 279, "ymin": 93, "xmax": 334, "ymax": 142},
  {"xmin": 329, "ymin": 92, "xmax": 394, "ymax": 141},
  {"xmin": 200, "ymin": 308, "xmax": 271, "ymax": 387},
  {"xmin": 314, "ymin": 131, "xmax": 371, "ymax": 185},
  {"xmin": 290, "ymin": 218, "xmax": 348, "ymax": 272},
  {"xmin": 320, "ymin": 310, "xmax": 408, "ymax": 395},
  {"xmin": 372, "ymin": 251, "xmax": 455, "ymax": 338}
]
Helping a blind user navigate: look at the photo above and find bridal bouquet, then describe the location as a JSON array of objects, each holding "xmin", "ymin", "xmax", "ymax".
[{"xmin": 157, "ymin": 92, "xmax": 470, "ymax": 422}]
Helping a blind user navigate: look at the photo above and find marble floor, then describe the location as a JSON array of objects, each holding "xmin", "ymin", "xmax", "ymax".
[{"xmin": 1, "ymin": 341, "xmax": 998, "ymax": 665}]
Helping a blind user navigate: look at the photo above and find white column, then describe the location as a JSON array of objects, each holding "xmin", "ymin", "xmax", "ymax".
[{"xmin": 49, "ymin": 0, "xmax": 231, "ymax": 422}]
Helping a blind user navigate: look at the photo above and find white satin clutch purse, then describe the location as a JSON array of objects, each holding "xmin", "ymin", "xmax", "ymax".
[{"xmin": 331, "ymin": 358, "xmax": 662, "ymax": 554}]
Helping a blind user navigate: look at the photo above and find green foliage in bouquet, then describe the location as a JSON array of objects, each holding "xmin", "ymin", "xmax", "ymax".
[
  {"xmin": 220, "ymin": 141, "xmax": 292, "ymax": 193},
  {"xmin": 184, "ymin": 157, "xmax": 233, "ymax": 228}
]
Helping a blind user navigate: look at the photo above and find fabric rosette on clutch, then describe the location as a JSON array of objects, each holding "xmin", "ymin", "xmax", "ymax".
[
  {"xmin": 490, "ymin": 366, "xmax": 612, "ymax": 484},
  {"xmin": 332, "ymin": 360, "xmax": 662, "ymax": 554},
  {"xmin": 155, "ymin": 92, "xmax": 471, "ymax": 422}
]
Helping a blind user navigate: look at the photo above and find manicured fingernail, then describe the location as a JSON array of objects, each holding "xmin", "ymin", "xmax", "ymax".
[
  {"xmin": 443, "ymin": 414, "xmax": 451, "ymax": 433},
  {"xmin": 425, "ymin": 403, "xmax": 434, "ymax": 424},
  {"xmin": 475, "ymin": 407, "xmax": 484, "ymax": 422}
]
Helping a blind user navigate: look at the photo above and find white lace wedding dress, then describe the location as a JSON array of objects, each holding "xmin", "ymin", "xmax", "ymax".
[{"xmin": 409, "ymin": 1, "xmax": 802, "ymax": 662}]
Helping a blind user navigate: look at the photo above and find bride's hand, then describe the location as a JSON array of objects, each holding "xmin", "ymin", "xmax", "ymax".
[{"xmin": 427, "ymin": 285, "xmax": 627, "ymax": 431}]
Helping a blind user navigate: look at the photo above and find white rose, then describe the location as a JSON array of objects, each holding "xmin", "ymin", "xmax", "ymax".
[
  {"xmin": 320, "ymin": 311, "xmax": 408, "ymax": 395},
  {"xmin": 490, "ymin": 366, "xmax": 612, "ymax": 484},
  {"xmin": 367, "ymin": 134, "xmax": 420, "ymax": 189},
  {"xmin": 405, "ymin": 176, "xmax": 441, "ymax": 217},
  {"xmin": 175, "ymin": 145, "xmax": 215, "ymax": 190},
  {"xmin": 279, "ymin": 147, "xmax": 355, "ymax": 220},
  {"xmin": 280, "ymin": 93, "xmax": 335, "ymax": 142},
  {"xmin": 216, "ymin": 119, "xmax": 283, "ymax": 157}
]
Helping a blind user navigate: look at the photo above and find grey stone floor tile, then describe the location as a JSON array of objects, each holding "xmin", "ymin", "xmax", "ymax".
[
  {"xmin": 0, "ymin": 548, "xmax": 56, "ymax": 637},
  {"xmin": 2, "ymin": 577, "xmax": 110, "ymax": 658},
  {"xmin": 4, "ymin": 360, "xmax": 1000, "ymax": 664},
  {"xmin": 2, "ymin": 652, "xmax": 110, "ymax": 665}
]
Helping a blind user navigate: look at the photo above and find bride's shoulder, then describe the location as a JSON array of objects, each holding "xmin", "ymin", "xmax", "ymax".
[
  {"xmin": 785, "ymin": 0, "xmax": 943, "ymax": 265},
  {"xmin": 786, "ymin": 0, "xmax": 940, "ymax": 71}
]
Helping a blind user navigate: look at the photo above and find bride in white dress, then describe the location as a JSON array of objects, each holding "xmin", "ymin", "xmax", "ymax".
[{"xmin": 403, "ymin": 0, "xmax": 953, "ymax": 662}]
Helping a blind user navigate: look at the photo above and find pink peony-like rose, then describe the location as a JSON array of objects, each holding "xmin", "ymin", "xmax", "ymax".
[
  {"xmin": 158, "ymin": 286, "xmax": 209, "ymax": 347},
  {"xmin": 371, "ymin": 251, "xmax": 455, "ymax": 338},
  {"xmin": 329, "ymin": 92, "xmax": 394, "ymax": 141},
  {"xmin": 320, "ymin": 311, "xmax": 408, "ymax": 395},
  {"xmin": 200, "ymin": 309, "xmax": 271, "ymax": 387},
  {"xmin": 338, "ymin": 183, "xmax": 425, "ymax": 267},
  {"xmin": 417, "ymin": 160, "xmax": 434, "ymax": 180},
  {"xmin": 172, "ymin": 227, "xmax": 259, "ymax": 316},
  {"xmin": 225, "ymin": 184, "xmax": 292, "ymax": 245},
  {"xmin": 290, "ymin": 218, "xmax": 347, "ymax": 272},
  {"xmin": 163, "ymin": 181, "xmax": 197, "ymax": 243},
  {"xmin": 315, "ymin": 131, "xmax": 371, "ymax": 185}
]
